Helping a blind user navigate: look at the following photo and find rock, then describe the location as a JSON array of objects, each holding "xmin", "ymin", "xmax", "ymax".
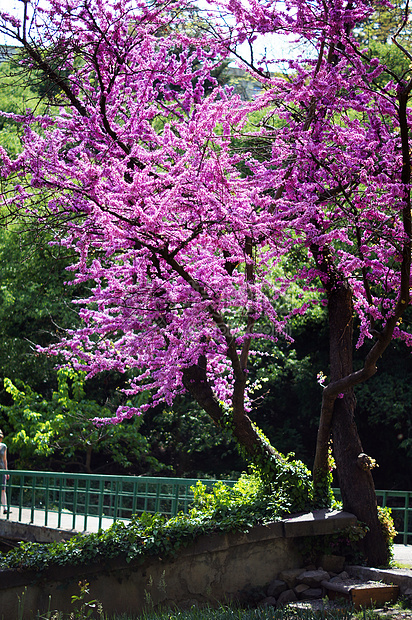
[
  {"xmin": 298, "ymin": 570, "xmax": 330, "ymax": 586},
  {"xmin": 240, "ymin": 587, "xmax": 267, "ymax": 604},
  {"xmin": 278, "ymin": 569, "xmax": 304, "ymax": 588},
  {"xmin": 329, "ymin": 570, "xmax": 350, "ymax": 584},
  {"xmin": 294, "ymin": 584, "xmax": 310, "ymax": 597},
  {"xmin": 267, "ymin": 579, "xmax": 287, "ymax": 598},
  {"xmin": 251, "ymin": 589, "xmax": 268, "ymax": 603},
  {"xmin": 322, "ymin": 579, "xmax": 352, "ymax": 596},
  {"xmin": 258, "ymin": 597, "xmax": 277, "ymax": 608},
  {"xmin": 329, "ymin": 575, "xmax": 344, "ymax": 584},
  {"xmin": 276, "ymin": 589, "xmax": 298, "ymax": 607},
  {"xmin": 302, "ymin": 588, "xmax": 324, "ymax": 599},
  {"xmin": 318, "ymin": 555, "xmax": 346, "ymax": 573}
]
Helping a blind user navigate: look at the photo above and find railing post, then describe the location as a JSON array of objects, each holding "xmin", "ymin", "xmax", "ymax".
[
  {"xmin": 132, "ymin": 479, "xmax": 138, "ymax": 517},
  {"xmin": 44, "ymin": 475, "xmax": 50, "ymax": 527},
  {"xmin": 155, "ymin": 482, "xmax": 161, "ymax": 514},
  {"xmin": 18, "ymin": 473, "xmax": 24, "ymax": 521},
  {"xmin": 58, "ymin": 476, "xmax": 63, "ymax": 529},
  {"xmin": 171, "ymin": 484, "xmax": 179, "ymax": 517},
  {"xmin": 30, "ymin": 475, "xmax": 36, "ymax": 524},
  {"xmin": 5, "ymin": 473, "xmax": 12, "ymax": 519},
  {"xmin": 113, "ymin": 479, "xmax": 120, "ymax": 522},
  {"xmin": 82, "ymin": 478, "xmax": 90, "ymax": 531},
  {"xmin": 143, "ymin": 480, "xmax": 149, "ymax": 513},
  {"xmin": 98, "ymin": 479, "xmax": 104, "ymax": 530},
  {"xmin": 72, "ymin": 478, "xmax": 79, "ymax": 529},
  {"xmin": 404, "ymin": 493, "xmax": 409, "ymax": 545}
]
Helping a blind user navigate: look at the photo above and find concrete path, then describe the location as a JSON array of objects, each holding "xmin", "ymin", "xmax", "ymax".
[
  {"xmin": 393, "ymin": 544, "xmax": 412, "ymax": 569},
  {"xmin": 0, "ymin": 505, "xmax": 127, "ymax": 537}
]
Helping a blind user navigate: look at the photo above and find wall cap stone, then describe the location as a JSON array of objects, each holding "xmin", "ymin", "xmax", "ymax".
[
  {"xmin": 283, "ymin": 509, "xmax": 357, "ymax": 538},
  {"xmin": 348, "ymin": 565, "xmax": 412, "ymax": 594}
]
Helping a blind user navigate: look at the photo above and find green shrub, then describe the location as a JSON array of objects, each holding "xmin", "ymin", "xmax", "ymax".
[
  {"xmin": 297, "ymin": 522, "xmax": 369, "ymax": 566},
  {"xmin": 0, "ymin": 472, "xmax": 303, "ymax": 573},
  {"xmin": 377, "ymin": 505, "xmax": 397, "ymax": 563}
]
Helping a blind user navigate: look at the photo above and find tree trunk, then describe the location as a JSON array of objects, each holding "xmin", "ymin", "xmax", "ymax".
[
  {"xmin": 85, "ymin": 444, "xmax": 93, "ymax": 474},
  {"xmin": 182, "ymin": 356, "xmax": 282, "ymax": 464},
  {"xmin": 332, "ymin": 396, "xmax": 389, "ymax": 566},
  {"xmin": 328, "ymin": 285, "xmax": 389, "ymax": 566}
]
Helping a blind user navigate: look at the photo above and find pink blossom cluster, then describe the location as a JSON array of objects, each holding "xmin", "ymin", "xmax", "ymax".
[{"xmin": 0, "ymin": 0, "xmax": 411, "ymax": 423}]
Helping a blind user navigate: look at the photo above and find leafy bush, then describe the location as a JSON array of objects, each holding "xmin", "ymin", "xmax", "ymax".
[
  {"xmin": 0, "ymin": 472, "xmax": 304, "ymax": 573},
  {"xmin": 297, "ymin": 522, "xmax": 369, "ymax": 566},
  {"xmin": 189, "ymin": 471, "xmax": 290, "ymax": 527},
  {"xmin": 230, "ymin": 419, "xmax": 314, "ymax": 514},
  {"xmin": 377, "ymin": 505, "xmax": 397, "ymax": 562}
]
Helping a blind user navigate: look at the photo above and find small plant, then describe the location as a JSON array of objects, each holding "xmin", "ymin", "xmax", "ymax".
[
  {"xmin": 377, "ymin": 506, "xmax": 397, "ymax": 564},
  {"xmin": 17, "ymin": 586, "xmax": 27, "ymax": 620},
  {"xmin": 389, "ymin": 595, "xmax": 412, "ymax": 611},
  {"xmin": 297, "ymin": 522, "xmax": 369, "ymax": 565},
  {"xmin": 352, "ymin": 604, "xmax": 381, "ymax": 620},
  {"xmin": 69, "ymin": 580, "xmax": 103, "ymax": 619}
]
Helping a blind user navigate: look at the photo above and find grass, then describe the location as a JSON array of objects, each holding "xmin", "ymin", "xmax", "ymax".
[
  {"xmin": 17, "ymin": 602, "xmax": 368, "ymax": 620},
  {"xmin": 16, "ymin": 601, "xmax": 412, "ymax": 620},
  {"xmin": 136, "ymin": 606, "xmax": 356, "ymax": 620},
  {"xmin": 16, "ymin": 581, "xmax": 412, "ymax": 620}
]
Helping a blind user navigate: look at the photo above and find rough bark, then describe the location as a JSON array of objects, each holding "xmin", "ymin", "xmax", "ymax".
[
  {"xmin": 327, "ymin": 285, "xmax": 389, "ymax": 566},
  {"xmin": 182, "ymin": 356, "xmax": 282, "ymax": 464},
  {"xmin": 332, "ymin": 395, "xmax": 389, "ymax": 566}
]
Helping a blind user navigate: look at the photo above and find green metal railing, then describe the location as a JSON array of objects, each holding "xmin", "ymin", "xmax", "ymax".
[
  {"xmin": 2, "ymin": 470, "xmax": 236, "ymax": 532},
  {"xmin": 332, "ymin": 488, "xmax": 412, "ymax": 545},
  {"xmin": 377, "ymin": 489, "xmax": 412, "ymax": 545},
  {"xmin": 1, "ymin": 471, "xmax": 411, "ymax": 543}
]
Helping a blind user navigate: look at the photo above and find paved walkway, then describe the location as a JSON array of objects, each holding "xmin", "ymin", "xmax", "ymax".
[
  {"xmin": 393, "ymin": 544, "xmax": 412, "ymax": 568},
  {"xmin": 0, "ymin": 505, "xmax": 126, "ymax": 534}
]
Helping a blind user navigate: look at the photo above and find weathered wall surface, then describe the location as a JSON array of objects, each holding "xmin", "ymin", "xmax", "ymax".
[
  {"xmin": 0, "ymin": 510, "xmax": 356, "ymax": 619},
  {"xmin": 0, "ymin": 519, "xmax": 76, "ymax": 544}
]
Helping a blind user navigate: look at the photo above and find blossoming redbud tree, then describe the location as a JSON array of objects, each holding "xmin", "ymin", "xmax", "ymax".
[
  {"xmin": 1, "ymin": 0, "xmax": 411, "ymax": 565},
  {"xmin": 220, "ymin": 0, "xmax": 412, "ymax": 564},
  {"xmin": 0, "ymin": 0, "xmax": 309, "ymax": 494}
]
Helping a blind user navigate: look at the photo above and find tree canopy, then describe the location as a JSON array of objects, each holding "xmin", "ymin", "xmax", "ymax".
[{"xmin": 1, "ymin": 0, "xmax": 412, "ymax": 565}]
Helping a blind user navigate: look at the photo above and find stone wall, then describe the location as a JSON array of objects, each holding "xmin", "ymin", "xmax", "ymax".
[{"xmin": 0, "ymin": 509, "xmax": 356, "ymax": 619}]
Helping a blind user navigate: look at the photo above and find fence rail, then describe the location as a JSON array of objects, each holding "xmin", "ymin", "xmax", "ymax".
[
  {"xmin": 377, "ymin": 490, "xmax": 412, "ymax": 545},
  {"xmin": 333, "ymin": 488, "xmax": 412, "ymax": 544},
  {"xmin": 1, "ymin": 471, "xmax": 411, "ymax": 543},
  {"xmin": 2, "ymin": 470, "xmax": 236, "ymax": 531}
]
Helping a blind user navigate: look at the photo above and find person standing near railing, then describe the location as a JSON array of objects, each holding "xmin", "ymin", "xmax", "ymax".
[{"xmin": 0, "ymin": 429, "xmax": 10, "ymax": 514}]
